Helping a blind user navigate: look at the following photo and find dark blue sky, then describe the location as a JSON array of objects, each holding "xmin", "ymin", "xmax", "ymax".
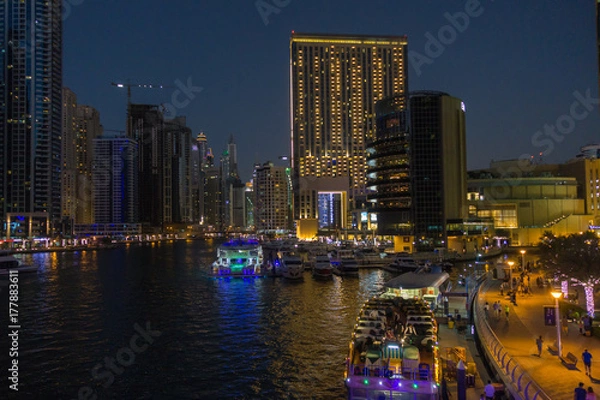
[{"xmin": 64, "ymin": 0, "xmax": 599, "ymax": 181}]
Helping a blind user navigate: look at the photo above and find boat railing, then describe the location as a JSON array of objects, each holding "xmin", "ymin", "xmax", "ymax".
[{"xmin": 348, "ymin": 363, "xmax": 433, "ymax": 381}]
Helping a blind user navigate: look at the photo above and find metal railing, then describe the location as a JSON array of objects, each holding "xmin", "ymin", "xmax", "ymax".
[{"xmin": 473, "ymin": 276, "xmax": 552, "ymax": 400}]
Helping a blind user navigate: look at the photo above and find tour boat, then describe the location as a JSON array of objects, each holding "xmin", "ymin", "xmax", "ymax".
[
  {"xmin": 212, "ymin": 239, "xmax": 264, "ymax": 277},
  {"xmin": 312, "ymin": 254, "xmax": 334, "ymax": 279},
  {"xmin": 330, "ymin": 249, "xmax": 359, "ymax": 276},
  {"xmin": 279, "ymin": 253, "xmax": 305, "ymax": 280},
  {"xmin": 345, "ymin": 294, "xmax": 440, "ymax": 399},
  {"xmin": 0, "ymin": 254, "xmax": 38, "ymax": 275}
]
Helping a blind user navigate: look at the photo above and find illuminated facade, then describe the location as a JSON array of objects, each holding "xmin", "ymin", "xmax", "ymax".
[
  {"xmin": 254, "ymin": 162, "xmax": 292, "ymax": 234},
  {"xmin": 62, "ymin": 88, "xmax": 103, "ymax": 226},
  {"xmin": 290, "ymin": 33, "xmax": 408, "ymax": 226},
  {"xmin": 1, "ymin": 0, "xmax": 63, "ymax": 236}
]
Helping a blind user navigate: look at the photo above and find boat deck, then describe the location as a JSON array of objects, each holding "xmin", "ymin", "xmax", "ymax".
[{"xmin": 345, "ymin": 296, "xmax": 440, "ymax": 399}]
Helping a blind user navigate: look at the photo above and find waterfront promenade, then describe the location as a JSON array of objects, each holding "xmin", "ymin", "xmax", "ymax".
[{"xmin": 478, "ymin": 271, "xmax": 600, "ymax": 399}]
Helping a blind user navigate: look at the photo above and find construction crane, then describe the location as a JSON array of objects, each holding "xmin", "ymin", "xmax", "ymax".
[
  {"xmin": 111, "ymin": 81, "xmax": 172, "ymax": 136},
  {"xmin": 110, "ymin": 81, "xmax": 172, "ymax": 107}
]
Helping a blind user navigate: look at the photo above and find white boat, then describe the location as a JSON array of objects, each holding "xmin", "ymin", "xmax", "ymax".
[
  {"xmin": 389, "ymin": 255, "xmax": 422, "ymax": 272},
  {"xmin": 345, "ymin": 294, "xmax": 440, "ymax": 399},
  {"xmin": 355, "ymin": 248, "xmax": 387, "ymax": 265},
  {"xmin": 279, "ymin": 253, "xmax": 305, "ymax": 280},
  {"xmin": 0, "ymin": 254, "xmax": 38, "ymax": 275},
  {"xmin": 312, "ymin": 254, "xmax": 334, "ymax": 279},
  {"xmin": 212, "ymin": 239, "xmax": 264, "ymax": 277},
  {"xmin": 330, "ymin": 249, "xmax": 359, "ymax": 276}
]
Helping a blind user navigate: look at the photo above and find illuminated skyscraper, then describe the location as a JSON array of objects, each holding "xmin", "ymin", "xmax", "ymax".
[
  {"xmin": 290, "ymin": 33, "xmax": 408, "ymax": 231},
  {"xmin": 1, "ymin": 0, "xmax": 63, "ymax": 237}
]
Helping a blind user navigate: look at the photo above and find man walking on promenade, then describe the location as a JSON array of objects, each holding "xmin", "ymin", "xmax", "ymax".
[
  {"xmin": 575, "ymin": 382, "xmax": 587, "ymax": 400},
  {"xmin": 535, "ymin": 335, "xmax": 543, "ymax": 357},
  {"xmin": 583, "ymin": 349, "xmax": 593, "ymax": 376},
  {"xmin": 504, "ymin": 304, "xmax": 510, "ymax": 321},
  {"xmin": 484, "ymin": 380, "xmax": 495, "ymax": 400}
]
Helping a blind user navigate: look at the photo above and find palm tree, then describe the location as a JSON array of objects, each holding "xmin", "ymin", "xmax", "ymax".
[{"xmin": 538, "ymin": 231, "xmax": 600, "ymax": 317}]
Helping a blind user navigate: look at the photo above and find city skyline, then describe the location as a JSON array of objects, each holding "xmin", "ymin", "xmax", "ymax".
[{"xmin": 63, "ymin": 1, "xmax": 599, "ymax": 181}]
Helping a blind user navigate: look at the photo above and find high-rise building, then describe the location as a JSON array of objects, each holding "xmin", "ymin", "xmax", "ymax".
[
  {"xmin": 254, "ymin": 162, "xmax": 292, "ymax": 234},
  {"xmin": 367, "ymin": 91, "xmax": 467, "ymax": 251},
  {"xmin": 220, "ymin": 135, "xmax": 242, "ymax": 230},
  {"xmin": 1, "ymin": 0, "xmax": 63, "ymax": 237},
  {"xmin": 366, "ymin": 95, "xmax": 411, "ymax": 236},
  {"xmin": 165, "ymin": 116, "xmax": 192, "ymax": 223},
  {"xmin": 290, "ymin": 33, "xmax": 408, "ymax": 233},
  {"xmin": 410, "ymin": 91, "xmax": 467, "ymax": 250},
  {"xmin": 203, "ymin": 166, "xmax": 221, "ymax": 230},
  {"xmin": 62, "ymin": 88, "xmax": 103, "ymax": 228},
  {"xmin": 129, "ymin": 104, "xmax": 167, "ymax": 230},
  {"xmin": 93, "ymin": 137, "xmax": 138, "ymax": 224}
]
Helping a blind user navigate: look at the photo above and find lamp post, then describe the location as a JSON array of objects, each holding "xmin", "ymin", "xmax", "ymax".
[
  {"xmin": 520, "ymin": 249, "xmax": 526, "ymax": 270},
  {"xmin": 507, "ymin": 261, "xmax": 515, "ymax": 291},
  {"xmin": 551, "ymin": 291, "xmax": 563, "ymax": 357}
]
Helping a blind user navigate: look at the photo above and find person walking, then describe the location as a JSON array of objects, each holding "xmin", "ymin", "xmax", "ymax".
[
  {"xmin": 562, "ymin": 316, "xmax": 569, "ymax": 336},
  {"xmin": 583, "ymin": 349, "xmax": 593, "ymax": 377},
  {"xmin": 587, "ymin": 387, "xmax": 597, "ymax": 400},
  {"xmin": 484, "ymin": 380, "xmax": 495, "ymax": 400},
  {"xmin": 484, "ymin": 302, "xmax": 490, "ymax": 317},
  {"xmin": 575, "ymin": 382, "xmax": 587, "ymax": 400},
  {"xmin": 535, "ymin": 335, "xmax": 543, "ymax": 357},
  {"xmin": 504, "ymin": 304, "xmax": 510, "ymax": 321}
]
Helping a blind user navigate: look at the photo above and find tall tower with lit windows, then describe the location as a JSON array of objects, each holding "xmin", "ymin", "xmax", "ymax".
[
  {"xmin": 0, "ymin": 0, "xmax": 63, "ymax": 237},
  {"xmin": 290, "ymin": 33, "xmax": 408, "ymax": 235}
]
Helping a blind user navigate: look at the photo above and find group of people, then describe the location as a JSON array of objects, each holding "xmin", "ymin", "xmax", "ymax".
[
  {"xmin": 483, "ymin": 300, "xmax": 510, "ymax": 321},
  {"xmin": 574, "ymin": 382, "xmax": 596, "ymax": 400}
]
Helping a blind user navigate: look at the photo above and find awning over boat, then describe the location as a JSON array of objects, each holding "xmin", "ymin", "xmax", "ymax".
[{"xmin": 383, "ymin": 271, "xmax": 449, "ymax": 290}]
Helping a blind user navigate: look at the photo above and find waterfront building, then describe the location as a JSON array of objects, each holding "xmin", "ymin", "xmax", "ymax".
[
  {"xmin": 62, "ymin": 88, "xmax": 103, "ymax": 229},
  {"xmin": 410, "ymin": 91, "xmax": 467, "ymax": 251},
  {"xmin": 92, "ymin": 137, "xmax": 138, "ymax": 224},
  {"xmin": 129, "ymin": 105, "xmax": 194, "ymax": 230},
  {"xmin": 254, "ymin": 162, "xmax": 292, "ymax": 235},
  {"xmin": 467, "ymin": 159, "xmax": 593, "ymax": 247},
  {"xmin": 1, "ymin": 0, "xmax": 63, "ymax": 237},
  {"xmin": 366, "ymin": 91, "xmax": 467, "ymax": 252},
  {"xmin": 165, "ymin": 116, "xmax": 193, "ymax": 223},
  {"xmin": 290, "ymin": 33, "xmax": 408, "ymax": 238}
]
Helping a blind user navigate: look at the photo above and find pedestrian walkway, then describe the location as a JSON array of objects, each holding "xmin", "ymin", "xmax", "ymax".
[
  {"xmin": 478, "ymin": 269, "xmax": 600, "ymax": 399},
  {"xmin": 438, "ymin": 292, "xmax": 492, "ymax": 399}
]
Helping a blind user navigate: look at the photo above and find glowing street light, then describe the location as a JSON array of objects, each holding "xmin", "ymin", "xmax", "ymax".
[
  {"xmin": 551, "ymin": 290, "xmax": 563, "ymax": 357},
  {"xmin": 507, "ymin": 261, "xmax": 515, "ymax": 291},
  {"xmin": 520, "ymin": 250, "xmax": 526, "ymax": 269}
]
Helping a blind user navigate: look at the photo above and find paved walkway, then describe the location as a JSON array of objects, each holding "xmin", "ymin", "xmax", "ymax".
[
  {"xmin": 439, "ymin": 294, "xmax": 492, "ymax": 400},
  {"xmin": 478, "ymin": 270, "xmax": 600, "ymax": 399}
]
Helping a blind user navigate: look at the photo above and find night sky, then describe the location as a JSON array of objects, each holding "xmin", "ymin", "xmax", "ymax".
[{"xmin": 64, "ymin": 0, "xmax": 599, "ymax": 181}]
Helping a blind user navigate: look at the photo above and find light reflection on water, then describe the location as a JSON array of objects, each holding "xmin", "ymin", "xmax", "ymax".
[{"xmin": 12, "ymin": 241, "xmax": 394, "ymax": 399}]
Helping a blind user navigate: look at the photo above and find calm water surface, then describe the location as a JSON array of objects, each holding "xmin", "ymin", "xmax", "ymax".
[{"xmin": 4, "ymin": 240, "xmax": 398, "ymax": 399}]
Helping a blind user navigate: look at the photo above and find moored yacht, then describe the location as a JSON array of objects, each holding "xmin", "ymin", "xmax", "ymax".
[
  {"xmin": 212, "ymin": 239, "xmax": 264, "ymax": 277},
  {"xmin": 279, "ymin": 253, "xmax": 305, "ymax": 280},
  {"xmin": 312, "ymin": 254, "xmax": 334, "ymax": 279},
  {"xmin": 0, "ymin": 254, "xmax": 38, "ymax": 275},
  {"xmin": 330, "ymin": 249, "xmax": 359, "ymax": 276}
]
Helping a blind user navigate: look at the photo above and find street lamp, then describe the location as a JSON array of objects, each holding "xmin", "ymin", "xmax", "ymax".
[
  {"xmin": 520, "ymin": 249, "xmax": 526, "ymax": 270},
  {"xmin": 507, "ymin": 261, "xmax": 515, "ymax": 291},
  {"xmin": 551, "ymin": 290, "xmax": 563, "ymax": 357}
]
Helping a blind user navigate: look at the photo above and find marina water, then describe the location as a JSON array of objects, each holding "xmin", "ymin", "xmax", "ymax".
[{"xmin": 5, "ymin": 240, "xmax": 401, "ymax": 399}]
